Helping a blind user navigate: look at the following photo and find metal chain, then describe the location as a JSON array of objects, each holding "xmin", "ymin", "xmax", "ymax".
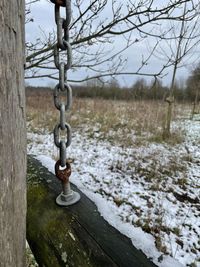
[
  {"xmin": 51, "ymin": 0, "xmax": 72, "ymax": 167},
  {"xmin": 50, "ymin": 0, "xmax": 80, "ymax": 207}
]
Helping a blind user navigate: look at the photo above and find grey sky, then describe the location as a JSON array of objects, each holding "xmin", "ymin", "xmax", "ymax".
[{"xmin": 25, "ymin": 0, "xmax": 199, "ymax": 88}]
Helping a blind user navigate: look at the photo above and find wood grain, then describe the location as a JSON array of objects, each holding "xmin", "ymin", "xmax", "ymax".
[{"xmin": 0, "ymin": 1, "xmax": 26, "ymax": 266}]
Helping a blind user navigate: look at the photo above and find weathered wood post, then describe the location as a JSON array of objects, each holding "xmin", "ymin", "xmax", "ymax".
[{"xmin": 0, "ymin": 0, "xmax": 26, "ymax": 266}]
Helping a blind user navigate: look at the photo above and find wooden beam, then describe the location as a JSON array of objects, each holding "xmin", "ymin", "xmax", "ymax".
[{"xmin": 27, "ymin": 156, "xmax": 157, "ymax": 267}]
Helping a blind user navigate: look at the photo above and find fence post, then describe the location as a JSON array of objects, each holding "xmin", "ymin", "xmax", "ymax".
[{"xmin": 0, "ymin": 0, "xmax": 26, "ymax": 266}]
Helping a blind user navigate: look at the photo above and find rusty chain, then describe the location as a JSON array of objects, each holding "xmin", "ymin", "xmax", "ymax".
[{"xmin": 51, "ymin": 0, "xmax": 72, "ymax": 168}]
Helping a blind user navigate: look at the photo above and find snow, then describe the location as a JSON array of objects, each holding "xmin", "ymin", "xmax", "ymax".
[{"xmin": 27, "ymin": 117, "xmax": 200, "ymax": 267}]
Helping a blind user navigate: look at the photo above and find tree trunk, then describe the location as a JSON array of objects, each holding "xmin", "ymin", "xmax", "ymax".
[
  {"xmin": 163, "ymin": 97, "xmax": 174, "ymax": 139},
  {"xmin": 191, "ymin": 88, "xmax": 199, "ymax": 119},
  {"xmin": 0, "ymin": 1, "xmax": 26, "ymax": 266}
]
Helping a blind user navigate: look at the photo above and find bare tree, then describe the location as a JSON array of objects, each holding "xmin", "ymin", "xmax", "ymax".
[
  {"xmin": 0, "ymin": 0, "xmax": 26, "ymax": 266},
  {"xmin": 25, "ymin": 0, "xmax": 199, "ymax": 83},
  {"xmin": 152, "ymin": 1, "xmax": 200, "ymax": 137}
]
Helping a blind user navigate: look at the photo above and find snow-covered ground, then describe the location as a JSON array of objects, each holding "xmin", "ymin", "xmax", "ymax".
[{"xmin": 27, "ymin": 116, "xmax": 200, "ymax": 267}]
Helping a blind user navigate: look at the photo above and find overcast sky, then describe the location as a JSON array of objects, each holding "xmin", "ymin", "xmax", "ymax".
[{"xmin": 25, "ymin": 0, "xmax": 200, "ymax": 88}]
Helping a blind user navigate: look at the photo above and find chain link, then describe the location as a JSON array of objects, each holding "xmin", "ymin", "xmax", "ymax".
[
  {"xmin": 54, "ymin": 43, "xmax": 72, "ymax": 70},
  {"xmin": 51, "ymin": 0, "xmax": 72, "ymax": 167},
  {"xmin": 53, "ymin": 83, "xmax": 72, "ymax": 110}
]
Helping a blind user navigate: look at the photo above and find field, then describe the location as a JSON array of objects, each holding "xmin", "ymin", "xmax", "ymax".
[{"xmin": 26, "ymin": 89, "xmax": 200, "ymax": 267}]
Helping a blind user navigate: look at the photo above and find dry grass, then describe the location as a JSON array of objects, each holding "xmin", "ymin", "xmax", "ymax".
[{"xmin": 26, "ymin": 89, "xmax": 190, "ymax": 146}]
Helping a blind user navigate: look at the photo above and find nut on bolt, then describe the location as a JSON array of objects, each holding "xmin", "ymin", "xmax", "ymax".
[{"xmin": 54, "ymin": 160, "xmax": 81, "ymax": 206}]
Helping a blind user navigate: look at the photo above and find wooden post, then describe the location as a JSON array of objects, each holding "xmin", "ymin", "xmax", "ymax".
[{"xmin": 0, "ymin": 1, "xmax": 26, "ymax": 266}]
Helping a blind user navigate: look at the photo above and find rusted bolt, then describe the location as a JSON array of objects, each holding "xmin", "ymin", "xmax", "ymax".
[
  {"xmin": 50, "ymin": 0, "xmax": 66, "ymax": 7},
  {"xmin": 55, "ymin": 160, "xmax": 71, "ymax": 183}
]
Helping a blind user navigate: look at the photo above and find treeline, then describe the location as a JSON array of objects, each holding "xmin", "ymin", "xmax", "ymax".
[
  {"xmin": 26, "ymin": 66, "xmax": 200, "ymax": 102},
  {"xmin": 72, "ymin": 77, "xmax": 198, "ymax": 101},
  {"xmin": 73, "ymin": 79, "xmax": 170, "ymax": 101}
]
